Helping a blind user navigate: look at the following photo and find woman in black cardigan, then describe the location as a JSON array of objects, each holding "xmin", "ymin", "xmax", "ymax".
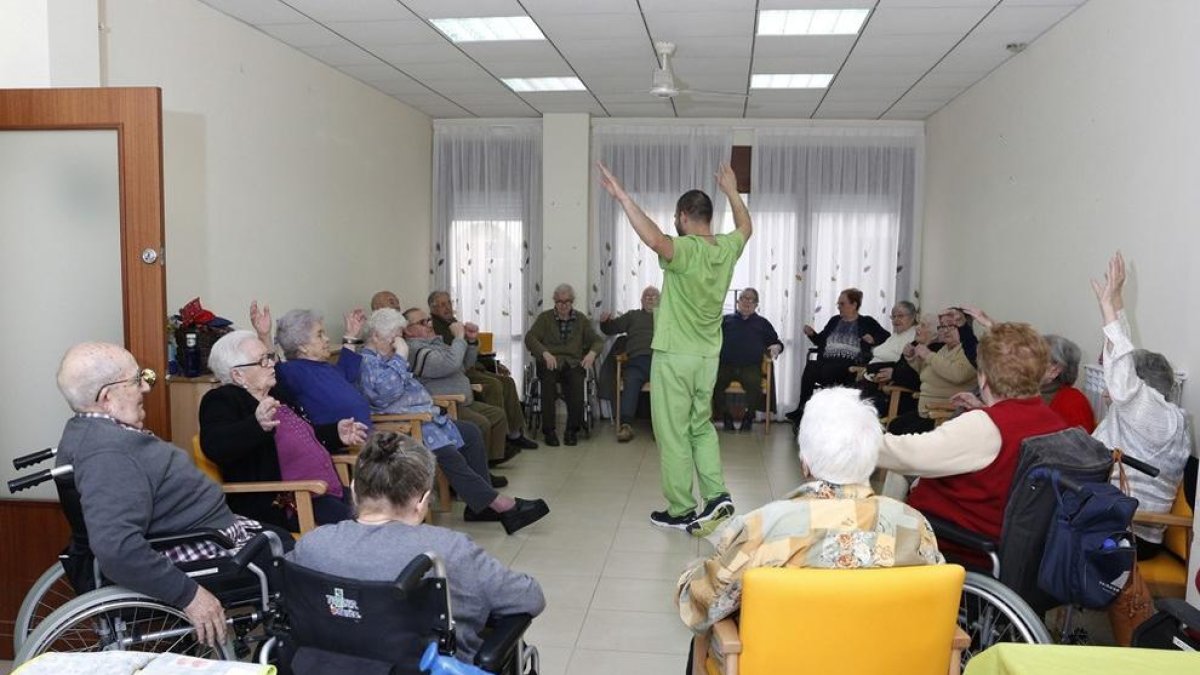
[
  {"xmin": 199, "ymin": 330, "xmax": 364, "ymax": 529},
  {"xmin": 786, "ymin": 288, "xmax": 890, "ymax": 424}
]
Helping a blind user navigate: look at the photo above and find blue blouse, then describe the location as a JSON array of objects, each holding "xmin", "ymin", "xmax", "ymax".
[
  {"xmin": 357, "ymin": 348, "xmax": 463, "ymax": 451},
  {"xmin": 275, "ymin": 353, "xmax": 372, "ymax": 428}
]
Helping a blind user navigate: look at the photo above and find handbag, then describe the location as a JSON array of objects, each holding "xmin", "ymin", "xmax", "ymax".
[{"xmin": 1104, "ymin": 452, "xmax": 1156, "ymax": 646}]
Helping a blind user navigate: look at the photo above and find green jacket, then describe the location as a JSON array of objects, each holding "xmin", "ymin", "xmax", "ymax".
[{"xmin": 525, "ymin": 309, "xmax": 603, "ymax": 366}]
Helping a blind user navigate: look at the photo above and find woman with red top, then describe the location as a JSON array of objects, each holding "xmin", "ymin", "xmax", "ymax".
[
  {"xmin": 875, "ymin": 322, "xmax": 1068, "ymax": 542},
  {"xmin": 1042, "ymin": 334, "xmax": 1096, "ymax": 433}
]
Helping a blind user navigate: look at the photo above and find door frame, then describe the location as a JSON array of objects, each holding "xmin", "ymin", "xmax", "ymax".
[{"xmin": 0, "ymin": 87, "xmax": 170, "ymax": 437}]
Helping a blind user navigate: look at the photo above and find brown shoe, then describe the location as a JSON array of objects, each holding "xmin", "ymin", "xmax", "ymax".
[{"xmin": 616, "ymin": 423, "xmax": 634, "ymax": 443}]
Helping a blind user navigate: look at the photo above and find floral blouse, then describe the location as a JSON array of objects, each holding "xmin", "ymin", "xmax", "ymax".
[{"xmin": 358, "ymin": 348, "xmax": 463, "ymax": 451}]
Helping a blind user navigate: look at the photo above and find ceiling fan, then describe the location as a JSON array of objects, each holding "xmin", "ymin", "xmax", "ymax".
[{"xmin": 649, "ymin": 41, "xmax": 747, "ymax": 100}]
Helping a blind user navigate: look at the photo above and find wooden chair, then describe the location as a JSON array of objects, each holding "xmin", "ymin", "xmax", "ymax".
[
  {"xmin": 1133, "ymin": 484, "xmax": 1194, "ymax": 598},
  {"xmin": 879, "ymin": 384, "xmax": 918, "ymax": 426},
  {"xmin": 722, "ymin": 355, "xmax": 774, "ymax": 433},
  {"xmin": 370, "ymin": 410, "xmax": 452, "ymax": 513},
  {"xmin": 693, "ymin": 565, "xmax": 970, "ymax": 675},
  {"xmin": 190, "ymin": 435, "xmax": 329, "ymax": 535}
]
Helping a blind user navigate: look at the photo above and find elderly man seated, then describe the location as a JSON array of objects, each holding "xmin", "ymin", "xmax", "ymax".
[
  {"xmin": 599, "ymin": 285, "xmax": 659, "ymax": 442},
  {"xmin": 400, "ymin": 305, "xmax": 510, "ymax": 464},
  {"xmin": 524, "ymin": 283, "xmax": 604, "ymax": 447},
  {"xmin": 676, "ymin": 386, "xmax": 943, "ymax": 650},
  {"xmin": 54, "ymin": 342, "xmax": 292, "ymax": 648},
  {"xmin": 877, "ymin": 323, "xmax": 1069, "ymax": 543},
  {"xmin": 428, "ymin": 290, "xmax": 538, "ymax": 456},
  {"xmin": 714, "ymin": 287, "xmax": 783, "ymax": 432}
]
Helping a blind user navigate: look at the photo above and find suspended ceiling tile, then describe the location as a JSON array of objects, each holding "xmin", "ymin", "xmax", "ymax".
[
  {"xmin": 199, "ymin": 0, "xmax": 305, "ymax": 25},
  {"xmin": 671, "ymin": 36, "xmax": 754, "ymax": 59},
  {"xmin": 752, "ymin": 35, "xmax": 856, "ymax": 59},
  {"xmin": 523, "ymin": 93, "xmax": 608, "ymax": 115},
  {"xmin": 582, "ymin": 76, "xmax": 652, "ymax": 96},
  {"xmin": 864, "ymin": 6, "xmax": 992, "ymax": 35},
  {"xmin": 556, "ymin": 38, "xmax": 653, "ymax": 59},
  {"xmin": 812, "ymin": 102, "xmax": 890, "ymax": 119},
  {"xmin": 821, "ymin": 85, "xmax": 910, "ymax": 103},
  {"xmin": 974, "ymin": 3, "xmax": 1080, "ymax": 36},
  {"xmin": 324, "ymin": 20, "xmax": 442, "ymax": 47},
  {"xmin": 372, "ymin": 75, "xmax": 437, "ymax": 95},
  {"xmin": 601, "ymin": 101, "xmax": 676, "ymax": 117},
  {"xmin": 672, "ymin": 57, "xmax": 753, "ymax": 78},
  {"xmin": 536, "ymin": 14, "xmax": 649, "ymax": 40},
  {"xmin": 752, "ymin": 55, "xmax": 849, "ymax": 74},
  {"xmin": 758, "ymin": 0, "xmax": 874, "ymax": 8},
  {"xmin": 298, "ymin": 43, "xmax": 380, "ymax": 66},
  {"xmin": 256, "ymin": 22, "xmax": 343, "ymax": 48},
  {"xmin": 457, "ymin": 40, "xmax": 565, "ymax": 63},
  {"xmin": 399, "ymin": 0, "xmax": 528, "ymax": 20},
  {"xmin": 642, "ymin": 11, "xmax": 756, "ymax": 39},
  {"xmin": 487, "ymin": 60, "xmax": 576, "ymax": 79},
  {"xmin": 523, "ymin": 0, "xmax": 639, "ymax": 14},
  {"xmin": 337, "ymin": 63, "xmax": 406, "ymax": 82},
  {"xmin": 286, "ymin": 0, "xmax": 414, "ymax": 23},
  {"xmin": 851, "ymin": 32, "xmax": 964, "ymax": 58},
  {"xmin": 373, "ymin": 42, "xmax": 469, "ymax": 66}
]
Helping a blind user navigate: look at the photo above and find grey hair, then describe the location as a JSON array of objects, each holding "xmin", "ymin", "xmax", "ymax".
[
  {"xmin": 428, "ymin": 290, "xmax": 450, "ymax": 307},
  {"xmin": 739, "ymin": 287, "xmax": 760, "ymax": 302},
  {"xmin": 354, "ymin": 431, "xmax": 436, "ymax": 508},
  {"xmin": 553, "ymin": 283, "xmax": 575, "ymax": 300},
  {"xmin": 366, "ymin": 308, "xmax": 406, "ymax": 342},
  {"xmin": 208, "ymin": 330, "xmax": 261, "ymax": 385},
  {"xmin": 56, "ymin": 342, "xmax": 129, "ymax": 412},
  {"xmin": 797, "ymin": 387, "xmax": 881, "ymax": 485},
  {"xmin": 1043, "ymin": 334, "xmax": 1081, "ymax": 386},
  {"xmin": 276, "ymin": 309, "xmax": 323, "ymax": 360},
  {"xmin": 894, "ymin": 301, "xmax": 917, "ymax": 317},
  {"xmin": 1133, "ymin": 349, "xmax": 1176, "ymax": 401}
]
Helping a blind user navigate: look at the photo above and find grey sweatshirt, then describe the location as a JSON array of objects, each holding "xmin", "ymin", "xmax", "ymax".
[
  {"xmin": 288, "ymin": 520, "xmax": 545, "ymax": 660},
  {"xmin": 407, "ymin": 335, "xmax": 478, "ymax": 403},
  {"xmin": 56, "ymin": 415, "xmax": 235, "ymax": 607}
]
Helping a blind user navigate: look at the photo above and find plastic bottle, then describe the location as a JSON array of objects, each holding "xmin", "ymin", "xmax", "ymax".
[
  {"xmin": 419, "ymin": 642, "xmax": 492, "ymax": 675},
  {"xmin": 182, "ymin": 332, "xmax": 201, "ymax": 377}
]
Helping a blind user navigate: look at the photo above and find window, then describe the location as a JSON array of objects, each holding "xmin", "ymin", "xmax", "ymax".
[{"xmin": 448, "ymin": 217, "xmax": 527, "ymax": 376}]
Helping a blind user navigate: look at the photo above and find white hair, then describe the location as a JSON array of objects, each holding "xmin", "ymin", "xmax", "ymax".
[
  {"xmin": 366, "ymin": 307, "xmax": 406, "ymax": 341},
  {"xmin": 276, "ymin": 309, "xmax": 322, "ymax": 359},
  {"xmin": 208, "ymin": 330, "xmax": 261, "ymax": 385},
  {"xmin": 797, "ymin": 387, "xmax": 881, "ymax": 485},
  {"xmin": 553, "ymin": 283, "xmax": 575, "ymax": 300},
  {"xmin": 56, "ymin": 342, "xmax": 129, "ymax": 412}
]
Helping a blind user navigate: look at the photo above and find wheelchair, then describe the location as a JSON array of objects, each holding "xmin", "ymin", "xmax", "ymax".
[
  {"xmin": 921, "ymin": 428, "xmax": 1161, "ymax": 666},
  {"xmin": 522, "ymin": 359, "xmax": 598, "ymax": 439}
]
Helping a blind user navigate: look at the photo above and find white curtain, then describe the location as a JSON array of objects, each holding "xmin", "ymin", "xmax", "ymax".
[
  {"xmin": 591, "ymin": 124, "xmax": 733, "ymax": 314},
  {"xmin": 431, "ymin": 122, "xmax": 542, "ymax": 376},
  {"xmin": 750, "ymin": 126, "xmax": 922, "ymax": 415}
]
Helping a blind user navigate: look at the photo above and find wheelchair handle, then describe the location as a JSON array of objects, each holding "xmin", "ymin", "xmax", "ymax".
[
  {"xmin": 231, "ymin": 530, "xmax": 285, "ymax": 570},
  {"xmin": 395, "ymin": 551, "xmax": 446, "ymax": 596},
  {"xmin": 13, "ymin": 447, "xmax": 56, "ymax": 470},
  {"xmin": 1118, "ymin": 453, "xmax": 1159, "ymax": 479},
  {"xmin": 7, "ymin": 464, "xmax": 72, "ymax": 494}
]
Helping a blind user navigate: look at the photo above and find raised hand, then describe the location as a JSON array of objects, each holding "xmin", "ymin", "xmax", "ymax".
[
  {"xmin": 716, "ymin": 163, "xmax": 738, "ymax": 197},
  {"xmin": 960, "ymin": 305, "xmax": 994, "ymax": 329},
  {"xmin": 450, "ymin": 321, "xmax": 466, "ymax": 339},
  {"xmin": 599, "ymin": 311, "xmax": 614, "ymax": 323},
  {"xmin": 249, "ymin": 300, "xmax": 272, "ymax": 341},
  {"xmin": 392, "ymin": 335, "xmax": 410, "ymax": 360},
  {"xmin": 344, "ymin": 308, "xmax": 366, "ymax": 339},
  {"xmin": 1090, "ymin": 251, "xmax": 1125, "ymax": 323},
  {"xmin": 596, "ymin": 161, "xmax": 627, "ymax": 201},
  {"xmin": 803, "ymin": 325, "xmax": 816, "ymax": 338},
  {"xmin": 463, "ymin": 322, "xmax": 480, "ymax": 340}
]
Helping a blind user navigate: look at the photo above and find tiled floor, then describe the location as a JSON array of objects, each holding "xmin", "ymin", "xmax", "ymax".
[{"xmin": 438, "ymin": 415, "xmax": 805, "ymax": 675}]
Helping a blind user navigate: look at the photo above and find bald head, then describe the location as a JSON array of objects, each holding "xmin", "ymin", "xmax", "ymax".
[
  {"xmin": 371, "ymin": 290, "xmax": 401, "ymax": 311},
  {"xmin": 57, "ymin": 342, "xmax": 133, "ymax": 413}
]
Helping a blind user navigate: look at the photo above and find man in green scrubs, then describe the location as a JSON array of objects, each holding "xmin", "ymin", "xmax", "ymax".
[{"xmin": 598, "ymin": 161, "xmax": 752, "ymax": 536}]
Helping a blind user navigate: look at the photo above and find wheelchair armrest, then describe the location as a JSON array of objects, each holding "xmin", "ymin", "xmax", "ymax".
[
  {"xmin": 925, "ymin": 515, "xmax": 997, "ymax": 554},
  {"xmin": 148, "ymin": 528, "xmax": 236, "ymax": 552},
  {"xmin": 475, "ymin": 613, "xmax": 534, "ymax": 672},
  {"xmin": 231, "ymin": 530, "xmax": 285, "ymax": 570}
]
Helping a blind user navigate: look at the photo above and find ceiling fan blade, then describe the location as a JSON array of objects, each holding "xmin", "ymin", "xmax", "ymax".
[{"xmin": 678, "ymin": 89, "xmax": 748, "ymax": 100}]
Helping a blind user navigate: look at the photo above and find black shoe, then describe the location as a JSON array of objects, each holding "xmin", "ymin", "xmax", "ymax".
[
  {"xmin": 543, "ymin": 430, "xmax": 559, "ymax": 447},
  {"xmin": 463, "ymin": 506, "xmax": 503, "ymax": 522},
  {"xmin": 489, "ymin": 445, "xmax": 521, "ymax": 467},
  {"xmin": 723, "ymin": 413, "xmax": 735, "ymax": 432},
  {"xmin": 490, "ymin": 473, "xmax": 508, "ymax": 488},
  {"xmin": 649, "ymin": 508, "xmax": 697, "ymax": 531},
  {"xmin": 500, "ymin": 498, "xmax": 550, "ymax": 535},
  {"xmin": 509, "ymin": 435, "xmax": 539, "ymax": 450},
  {"xmin": 740, "ymin": 412, "xmax": 754, "ymax": 431},
  {"xmin": 564, "ymin": 429, "xmax": 578, "ymax": 446},
  {"xmin": 785, "ymin": 407, "xmax": 803, "ymax": 422}
]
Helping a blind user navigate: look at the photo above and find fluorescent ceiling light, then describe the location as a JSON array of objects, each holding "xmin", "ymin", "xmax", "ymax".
[
  {"xmin": 751, "ymin": 73, "xmax": 834, "ymax": 89},
  {"xmin": 431, "ymin": 16, "xmax": 544, "ymax": 42},
  {"xmin": 503, "ymin": 77, "xmax": 586, "ymax": 92},
  {"xmin": 757, "ymin": 9, "xmax": 870, "ymax": 36}
]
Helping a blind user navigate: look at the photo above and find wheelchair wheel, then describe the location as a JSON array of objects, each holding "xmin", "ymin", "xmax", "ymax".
[
  {"xmin": 16, "ymin": 586, "xmax": 234, "ymax": 665},
  {"xmin": 958, "ymin": 572, "xmax": 1051, "ymax": 665},
  {"xmin": 13, "ymin": 562, "xmax": 76, "ymax": 653},
  {"xmin": 523, "ymin": 365, "xmax": 541, "ymax": 437}
]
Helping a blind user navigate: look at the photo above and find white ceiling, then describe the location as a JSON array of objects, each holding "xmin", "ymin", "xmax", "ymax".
[{"xmin": 198, "ymin": 0, "xmax": 1088, "ymax": 120}]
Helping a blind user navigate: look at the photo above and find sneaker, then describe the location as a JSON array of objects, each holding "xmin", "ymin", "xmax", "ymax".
[
  {"xmin": 616, "ymin": 424, "xmax": 634, "ymax": 443},
  {"xmin": 722, "ymin": 413, "xmax": 736, "ymax": 432},
  {"xmin": 543, "ymin": 430, "xmax": 560, "ymax": 447},
  {"xmin": 649, "ymin": 508, "xmax": 697, "ymax": 531},
  {"xmin": 690, "ymin": 493, "xmax": 734, "ymax": 532}
]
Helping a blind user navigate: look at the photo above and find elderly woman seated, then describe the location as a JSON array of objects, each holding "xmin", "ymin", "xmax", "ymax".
[
  {"xmin": 1090, "ymin": 253, "xmax": 1190, "ymax": 558},
  {"xmin": 359, "ymin": 308, "xmax": 549, "ymax": 534},
  {"xmin": 288, "ymin": 431, "xmax": 545, "ymax": 663},
  {"xmin": 877, "ymin": 322, "xmax": 1069, "ymax": 543},
  {"xmin": 200, "ymin": 330, "xmax": 364, "ymax": 529},
  {"xmin": 1040, "ymin": 334, "xmax": 1096, "ymax": 432},
  {"xmin": 886, "ymin": 309, "xmax": 978, "ymax": 435},
  {"xmin": 271, "ymin": 307, "xmax": 548, "ymax": 535},
  {"xmin": 677, "ymin": 386, "xmax": 944, "ymax": 645}
]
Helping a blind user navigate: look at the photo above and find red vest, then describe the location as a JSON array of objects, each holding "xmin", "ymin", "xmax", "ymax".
[{"xmin": 908, "ymin": 397, "xmax": 1068, "ymax": 541}]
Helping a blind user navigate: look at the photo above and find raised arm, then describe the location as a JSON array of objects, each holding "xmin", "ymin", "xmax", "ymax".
[
  {"xmin": 716, "ymin": 163, "xmax": 751, "ymax": 243},
  {"xmin": 597, "ymin": 161, "xmax": 675, "ymax": 261}
]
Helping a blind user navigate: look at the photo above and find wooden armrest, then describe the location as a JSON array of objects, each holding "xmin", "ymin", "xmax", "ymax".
[
  {"xmin": 925, "ymin": 401, "xmax": 958, "ymax": 412},
  {"xmin": 951, "ymin": 626, "xmax": 970, "ymax": 650},
  {"xmin": 881, "ymin": 385, "xmax": 916, "ymax": 395},
  {"xmin": 849, "ymin": 366, "xmax": 866, "ymax": 375},
  {"xmin": 433, "ymin": 394, "xmax": 467, "ymax": 403},
  {"xmin": 373, "ymin": 412, "xmax": 433, "ymax": 423},
  {"xmin": 1132, "ymin": 512, "xmax": 1194, "ymax": 528},
  {"xmin": 330, "ymin": 455, "xmax": 357, "ymax": 466},
  {"xmin": 615, "ymin": 353, "xmax": 629, "ymax": 363},
  {"xmin": 709, "ymin": 618, "xmax": 742, "ymax": 655},
  {"xmin": 470, "ymin": 384, "xmax": 483, "ymax": 393},
  {"xmin": 220, "ymin": 479, "xmax": 328, "ymax": 496},
  {"xmin": 927, "ymin": 409, "xmax": 955, "ymax": 420}
]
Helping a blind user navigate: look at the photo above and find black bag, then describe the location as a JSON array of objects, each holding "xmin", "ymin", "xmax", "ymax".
[{"xmin": 1037, "ymin": 469, "xmax": 1138, "ymax": 608}]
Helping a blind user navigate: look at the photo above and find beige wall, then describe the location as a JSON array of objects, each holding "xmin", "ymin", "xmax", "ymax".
[
  {"xmin": 542, "ymin": 113, "xmax": 591, "ymax": 307},
  {"xmin": 922, "ymin": 0, "xmax": 1200, "ymax": 425},
  {"xmin": 104, "ymin": 0, "xmax": 433, "ymax": 335}
]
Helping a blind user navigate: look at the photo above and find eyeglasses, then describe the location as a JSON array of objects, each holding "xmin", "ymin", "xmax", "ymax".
[
  {"xmin": 553, "ymin": 298, "xmax": 573, "ymax": 306},
  {"xmin": 95, "ymin": 368, "xmax": 157, "ymax": 402},
  {"xmin": 411, "ymin": 317, "xmax": 433, "ymax": 326},
  {"xmin": 234, "ymin": 353, "xmax": 279, "ymax": 369}
]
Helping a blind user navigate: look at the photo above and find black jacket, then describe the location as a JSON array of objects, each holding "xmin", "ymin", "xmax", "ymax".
[{"xmin": 807, "ymin": 314, "xmax": 891, "ymax": 362}]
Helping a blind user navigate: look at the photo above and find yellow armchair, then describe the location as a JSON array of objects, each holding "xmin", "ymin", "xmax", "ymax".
[
  {"xmin": 1133, "ymin": 485, "xmax": 1193, "ymax": 598},
  {"xmin": 694, "ymin": 565, "xmax": 968, "ymax": 675}
]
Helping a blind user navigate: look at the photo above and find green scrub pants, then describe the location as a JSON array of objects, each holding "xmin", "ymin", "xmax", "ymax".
[{"xmin": 650, "ymin": 350, "xmax": 728, "ymax": 517}]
